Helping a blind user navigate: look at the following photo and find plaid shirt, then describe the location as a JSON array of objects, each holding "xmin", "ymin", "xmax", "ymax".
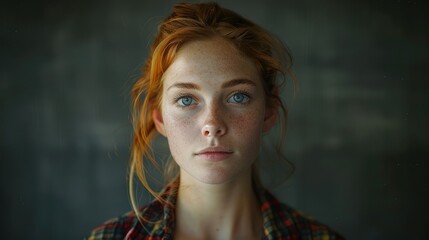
[{"xmin": 88, "ymin": 179, "xmax": 344, "ymax": 240}]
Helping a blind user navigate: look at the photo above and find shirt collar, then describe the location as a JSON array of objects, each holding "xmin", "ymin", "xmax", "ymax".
[{"xmin": 131, "ymin": 177, "xmax": 283, "ymax": 239}]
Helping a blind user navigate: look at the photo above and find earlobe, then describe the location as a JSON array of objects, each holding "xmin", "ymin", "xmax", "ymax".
[{"xmin": 153, "ymin": 109, "xmax": 166, "ymax": 136}]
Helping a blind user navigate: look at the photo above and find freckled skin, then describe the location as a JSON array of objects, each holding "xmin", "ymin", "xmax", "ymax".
[{"xmin": 155, "ymin": 37, "xmax": 276, "ymax": 185}]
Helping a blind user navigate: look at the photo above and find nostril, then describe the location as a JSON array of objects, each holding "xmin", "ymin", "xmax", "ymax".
[{"xmin": 201, "ymin": 121, "xmax": 226, "ymax": 137}]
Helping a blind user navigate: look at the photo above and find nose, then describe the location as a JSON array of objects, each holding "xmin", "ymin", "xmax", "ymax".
[{"xmin": 201, "ymin": 104, "xmax": 227, "ymax": 138}]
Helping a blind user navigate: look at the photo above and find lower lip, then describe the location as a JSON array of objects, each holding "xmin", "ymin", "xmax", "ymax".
[{"xmin": 196, "ymin": 152, "xmax": 233, "ymax": 161}]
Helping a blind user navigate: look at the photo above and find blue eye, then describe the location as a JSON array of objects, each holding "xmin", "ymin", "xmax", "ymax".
[
  {"xmin": 178, "ymin": 96, "xmax": 194, "ymax": 106},
  {"xmin": 228, "ymin": 92, "xmax": 250, "ymax": 104}
]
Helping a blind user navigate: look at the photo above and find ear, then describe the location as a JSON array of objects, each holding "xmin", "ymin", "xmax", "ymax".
[
  {"xmin": 262, "ymin": 105, "xmax": 278, "ymax": 133},
  {"xmin": 153, "ymin": 108, "xmax": 166, "ymax": 137},
  {"xmin": 263, "ymin": 88, "xmax": 280, "ymax": 133}
]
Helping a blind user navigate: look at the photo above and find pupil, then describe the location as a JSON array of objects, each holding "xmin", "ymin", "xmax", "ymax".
[
  {"xmin": 234, "ymin": 94, "xmax": 243, "ymax": 102},
  {"xmin": 182, "ymin": 97, "xmax": 191, "ymax": 105}
]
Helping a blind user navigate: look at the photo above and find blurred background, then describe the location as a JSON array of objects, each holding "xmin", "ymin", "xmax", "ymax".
[{"xmin": 1, "ymin": 0, "xmax": 428, "ymax": 239}]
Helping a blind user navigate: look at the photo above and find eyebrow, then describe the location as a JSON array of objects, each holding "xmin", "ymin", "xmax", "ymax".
[
  {"xmin": 221, "ymin": 78, "xmax": 256, "ymax": 88},
  {"xmin": 167, "ymin": 82, "xmax": 200, "ymax": 91},
  {"xmin": 167, "ymin": 78, "xmax": 256, "ymax": 91}
]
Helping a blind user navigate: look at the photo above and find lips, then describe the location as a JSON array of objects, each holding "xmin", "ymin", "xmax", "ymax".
[{"xmin": 195, "ymin": 146, "xmax": 233, "ymax": 161}]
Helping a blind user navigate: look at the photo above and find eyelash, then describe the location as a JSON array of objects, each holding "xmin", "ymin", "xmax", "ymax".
[
  {"xmin": 173, "ymin": 90, "xmax": 252, "ymax": 108},
  {"xmin": 228, "ymin": 90, "xmax": 251, "ymax": 105},
  {"xmin": 173, "ymin": 93, "xmax": 197, "ymax": 108}
]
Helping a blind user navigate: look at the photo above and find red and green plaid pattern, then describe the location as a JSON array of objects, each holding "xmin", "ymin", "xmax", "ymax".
[{"xmin": 88, "ymin": 179, "xmax": 344, "ymax": 239}]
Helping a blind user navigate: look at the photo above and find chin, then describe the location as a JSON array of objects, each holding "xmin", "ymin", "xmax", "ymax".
[
  {"xmin": 178, "ymin": 161, "xmax": 253, "ymax": 185},
  {"xmin": 185, "ymin": 167, "xmax": 249, "ymax": 185},
  {"xmin": 196, "ymin": 170, "xmax": 234, "ymax": 184}
]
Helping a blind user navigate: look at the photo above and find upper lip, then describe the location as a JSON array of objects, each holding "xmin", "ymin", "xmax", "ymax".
[{"xmin": 195, "ymin": 146, "xmax": 233, "ymax": 155}]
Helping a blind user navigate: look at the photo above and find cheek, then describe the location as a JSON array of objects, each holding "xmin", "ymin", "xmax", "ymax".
[
  {"xmin": 229, "ymin": 111, "xmax": 265, "ymax": 161},
  {"xmin": 230, "ymin": 109, "xmax": 265, "ymax": 137},
  {"xmin": 162, "ymin": 111, "xmax": 197, "ymax": 153}
]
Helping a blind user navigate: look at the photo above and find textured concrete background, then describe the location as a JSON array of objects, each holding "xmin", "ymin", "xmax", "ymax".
[{"xmin": 1, "ymin": 0, "xmax": 428, "ymax": 239}]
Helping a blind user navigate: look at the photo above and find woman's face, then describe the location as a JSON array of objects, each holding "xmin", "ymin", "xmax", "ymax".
[{"xmin": 153, "ymin": 37, "xmax": 277, "ymax": 185}]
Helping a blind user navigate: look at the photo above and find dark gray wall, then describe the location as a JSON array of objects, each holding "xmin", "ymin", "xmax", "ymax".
[{"xmin": 1, "ymin": 0, "xmax": 428, "ymax": 239}]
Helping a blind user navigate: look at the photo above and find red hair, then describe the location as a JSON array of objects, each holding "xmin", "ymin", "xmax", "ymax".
[{"xmin": 129, "ymin": 2, "xmax": 296, "ymax": 218}]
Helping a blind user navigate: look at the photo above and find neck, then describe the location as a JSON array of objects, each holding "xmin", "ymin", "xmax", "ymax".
[{"xmin": 174, "ymin": 170, "xmax": 262, "ymax": 240}]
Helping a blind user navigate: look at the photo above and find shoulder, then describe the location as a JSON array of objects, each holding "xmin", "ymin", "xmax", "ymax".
[
  {"xmin": 87, "ymin": 180, "xmax": 178, "ymax": 240},
  {"xmin": 87, "ymin": 210, "xmax": 138, "ymax": 240},
  {"xmin": 261, "ymin": 190, "xmax": 345, "ymax": 239},
  {"xmin": 87, "ymin": 201, "xmax": 168, "ymax": 240},
  {"xmin": 278, "ymin": 202, "xmax": 344, "ymax": 239}
]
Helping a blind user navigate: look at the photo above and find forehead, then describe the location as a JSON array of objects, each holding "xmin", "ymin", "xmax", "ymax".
[{"xmin": 162, "ymin": 37, "xmax": 261, "ymax": 87}]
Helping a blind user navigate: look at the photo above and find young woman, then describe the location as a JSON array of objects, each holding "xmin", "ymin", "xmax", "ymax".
[{"xmin": 89, "ymin": 2, "xmax": 343, "ymax": 239}]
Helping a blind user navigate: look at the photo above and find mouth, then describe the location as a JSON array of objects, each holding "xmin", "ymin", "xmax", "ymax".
[{"xmin": 195, "ymin": 146, "xmax": 233, "ymax": 161}]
